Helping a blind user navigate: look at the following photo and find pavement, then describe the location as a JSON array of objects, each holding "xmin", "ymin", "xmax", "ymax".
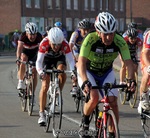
[{"xmin": 0, "ymin": 50, "xmax": 142, "ymax": 82}]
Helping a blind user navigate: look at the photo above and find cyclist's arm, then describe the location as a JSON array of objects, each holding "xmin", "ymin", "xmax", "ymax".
[
  {"xmin": 16, "ymin": 40, "xmax": 23, "ymax": 59},
  {"xmin": 36, "ymin": 51, "xmax": 45, "ymax": 75},
  {"xmin": 65, "ymin": 52, "xmax": 75, "ymax": 71}
]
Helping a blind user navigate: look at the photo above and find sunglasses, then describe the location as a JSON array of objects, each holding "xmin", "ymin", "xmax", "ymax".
[{"xmin": 129, "ymin": 37, "xmax": 137, "ymax": 40}]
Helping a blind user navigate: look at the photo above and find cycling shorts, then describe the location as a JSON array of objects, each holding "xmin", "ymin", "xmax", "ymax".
[
  {"xmin": 43, "ymin": 54, "xmax": 66, "ymax": 71},
  {"xmin": 22, "ymin": 47, "xmax": 38, "ymax": 62},
  {"xmin": 77, "ymin": 68, "xmax": 118, "ymax": 98}
]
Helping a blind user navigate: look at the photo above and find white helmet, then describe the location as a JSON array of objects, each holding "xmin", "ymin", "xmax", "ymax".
[
  {"xmin": 95, "ymin": 12, "xmax": 117, "ymax": 33},
  {"xmin": 48, "ymin": 27, "xmax": 64, "ymax": 44},
  {"xmin": 25, "ymin": 22, "xmax": 38, "ymax": 34}
]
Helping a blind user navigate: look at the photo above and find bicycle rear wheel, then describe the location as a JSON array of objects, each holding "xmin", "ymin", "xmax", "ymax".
[
  {"xmin": 52, "ymin": 88, "xmax": 63, "ymax": 138},
  {"xmin": 98, "ymin": 110, "xmax": 120, "ymax": 138},
  {"xmin": 119, "ymin": 89, "xmax": 127, "ymax": 105},
  {"xmin": 129, "ymin": 72, "xmax": 138, "ymax": 108},
  {"xmin": 27, "ymin": 76, "xmax": 34, "ymax": 116},
  {"xmin": 141, "ymin": 111, "xmax": 150, "ymax": 138},
  {"xmin": 20, "ymin": 89, "xmax": 27, "ymax": 112}
]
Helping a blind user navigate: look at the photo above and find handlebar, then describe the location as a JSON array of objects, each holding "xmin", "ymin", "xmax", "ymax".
[
  {"xmin": 43, "ymin": 69, "xmax": 72, "ymax": 74},
  {"xmin": 84, "ymin": 83, "xmax": 127, "ymax": 103}
]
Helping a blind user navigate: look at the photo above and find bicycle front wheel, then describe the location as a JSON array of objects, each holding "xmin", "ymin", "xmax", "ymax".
[
  {"xmin": 129, "ymin": 72, "xmax": 138, "ymax": 108},
  {"xmin": 20, "ymin": 89, "xmax": 27, "ymax": 112},
  {"xmin": 27, "ymin": 76, "xmax": 34, "ymax": 116},
  {"xmin": 119, "ymin": 89, "xmax": 127, "ymax": 105},
  {"xmin": 52, "ymin": 88, "xmax": 63, "ymax": 138},
  {"xmin": 141, "ymin": 112, "xmax": 150, "ymax": 138},
  {"xmin": 98, "ymin": 110, "xmax": 120, "ymax": 138}
]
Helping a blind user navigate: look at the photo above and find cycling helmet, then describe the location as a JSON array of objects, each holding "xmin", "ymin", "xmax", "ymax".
[
  {"xmin": 54, "ymin": 21, "xmax": 62, "ymax": 27},
  {"xmin": 128, "ymin": 22, "xmax": 137, "ymax": 29},
  {"xmin": 25, "ymin": 22, "xmax": 38, "ymax": 34},
  {"xmin": 126, "ymin": 28, "xmax": 138, "ymax": 38},
  {"xmin": 95, "ymin": 12, "xmax": 117, "ymax": 33},
  {"xmin": 78, "ymin": 19, "xmax": 91, "ymax": 29},
  {"xmin": 48, "ymin": 27, "xmax": 64, "ymax": 44}
]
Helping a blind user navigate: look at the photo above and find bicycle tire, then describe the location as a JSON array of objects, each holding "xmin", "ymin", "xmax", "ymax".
[
  {"xmin": 52, "ymin": 88, "xmax": 63, "ymax": 138},
  {"xmin": 129, "ymin": 72, "xmax": 138, "ymax": 108},
  {"xmin": 44, "ymin": 93, "xmax": 52, "ymax": 132},
  {"xmin": 74, "ymin": 88, "xmax": 81, "ymax": 112},
  {"xmin": 20, "ymin": 89, "xmax": 27, "ymax": 112},
  {"xmin": 141, "ymin": 112, "xmax": 150, "ymax": 138},
  {"xmin": 27, "ymin": 76, "xmax": 34, "ymax": 116},
  {"xmin": 98, "ymin": 110, "xmax": 120, "ymax": 138},
  {"xmin": 119, "ymin": 89, "xmax": 127, "ymax": 105}
]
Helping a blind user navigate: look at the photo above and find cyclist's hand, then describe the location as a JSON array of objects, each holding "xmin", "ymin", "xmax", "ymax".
[
  {"xmin": 39, "ymin": 72, "xmax": 46, "ymax": 80},
  {"xmin": 81, "ymin": 80, "xmax": 92, "ymax": 93},
  {"xmin": 16, "ymin": 58, "xmax": 20, "ymax": 65},
  {"xmin": 127, "ymin": 79, "xmax": 136, "ymax": 92}
]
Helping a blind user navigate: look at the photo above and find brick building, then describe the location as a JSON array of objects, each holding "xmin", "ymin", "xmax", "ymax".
[{"xmin": 0, "ymin": 0, "xmax": 149, "ymax": 36}]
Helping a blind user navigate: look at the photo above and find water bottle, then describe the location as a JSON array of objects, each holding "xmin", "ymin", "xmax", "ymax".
[{"xmin": 96, "ymin": 111, "xmax": 103, "ymax": 128}]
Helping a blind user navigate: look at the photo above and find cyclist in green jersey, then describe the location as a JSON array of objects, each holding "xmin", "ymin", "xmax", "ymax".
[{"xmin": 77, "ymin": 12, "xmax": 136, "ymax": 138}]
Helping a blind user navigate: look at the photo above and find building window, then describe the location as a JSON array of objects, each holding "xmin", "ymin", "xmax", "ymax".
[
  {"xmin": 115, "ymin": 0, "xmax": 118, "ymax": 11},
  {"xmin": 74, "ymin": 18, "xmax": 80, "ymax": 29},
  {"xmin": 35, "ymin": 0, "xmax": 40, "ymax": 8},
  {"xmin": 74, "ymin": 0, "xmax": 78, "ymax": 10},
  {"xmin": 26, "ymin": 0, "xmax": 31, "ymax": 8},
  {"xmin": 66, "ymin": 18, "xmax": 72, "ymax": 31},
  {"xmin": 56, "ymin": 0, "xmax": 60, "ymax": 9},
  {"xmin": 120, "ymin": 0, "xmax": 124, "ymax": 11},
  {"xmin": 47, "ymin": 0, "xmax": 52, "ymax": 9},
  {"xmin": 66, "ymin": 0, "xmax": 71, "ymax": 9},
  {"xmin": 84, "ymin": 0, "xmax": 88, "ymax": 10},
  {"xmin": 100, "ymin": 0, "xmax": 103, "ymax": 10},
  {"xmin": 106, "ymin": 0, "xmax": 109, "ymax": 11},
  {"xmin": 91, "ymin": 0, "xmax": 95, "ymax": 11},
  {"xmin": 120, "ymin": 18, "xmax": 124, "ymax": 32}
]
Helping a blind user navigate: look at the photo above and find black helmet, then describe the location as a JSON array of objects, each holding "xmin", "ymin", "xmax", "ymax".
[
  {"xmin": 126, "ymin": 28, "xmax": 138, "ymax": 38},
  {"xmin": 78, "ymin": 19, "xmax": 91, "ymax": 29},
  {"xmin": 128, "ymin": 22, "xmax": 137, "ymax": 29}
]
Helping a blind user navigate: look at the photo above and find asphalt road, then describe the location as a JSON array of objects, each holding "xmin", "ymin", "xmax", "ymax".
[{"xmin": 0, "ymin": 56, "xmax": 145, "ymax": 138}]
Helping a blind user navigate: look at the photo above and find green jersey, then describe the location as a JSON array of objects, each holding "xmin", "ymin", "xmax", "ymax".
[{"xmin": 79, "ymin": 31, "xmax": 131, "ymax": 76}]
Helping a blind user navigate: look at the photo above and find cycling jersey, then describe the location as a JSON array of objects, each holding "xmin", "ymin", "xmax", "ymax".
[
  {"xmin": 19, "ymin": 31, "xmax": 42, "ymax": 49},
  {"xmin": 79, "ymin": 31, "xmax": 131, "ymax": 76},
  {"xmin": 69, "ymin": 29, "xmax": 84, "ymax": 48},
  {"xmin": 36, "ymin": 37, "xmax": 75, "ymax": 75},
  {"xmin": 141, "ymin": 31, "xmax": 150, "ymax": 70},
  {"xmin": 124, "ymin": 36, "xmax": 143, "ymax": 62}
]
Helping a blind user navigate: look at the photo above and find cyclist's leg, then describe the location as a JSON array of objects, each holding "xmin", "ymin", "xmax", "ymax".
[
  {"xmin": 17, "ymin": 52, "xmax": 28, "ymax": 90},
  {"xmin": 78, "ymin": 71, "xmax": 99, "ymax": 136},
  {"xmin": 56, "ymin": 56, "xmax": 67, "ymax": 91},
  {"xmin": 38, "ymin": 75, "xmax": 50, "ymax": 125},
  {"xmin": 139, "ymin": 67, "xmax": 150, "ymax": 111}
]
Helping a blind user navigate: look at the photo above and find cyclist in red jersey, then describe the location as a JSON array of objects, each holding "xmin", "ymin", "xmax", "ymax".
[
  {"xmin": 120, "ymin": 28, "xmax": 143, "ymax": 84},
  {"xmin": 138, "ymin": 30, "xmax": 150, "ymax": 113},
  {"xmin": 16, "ymin": 22, "xmax": 42, "ymax": 96},
  {"xmin": 36, "ymin": 27, "xmax": 76, "ymax": 125}
]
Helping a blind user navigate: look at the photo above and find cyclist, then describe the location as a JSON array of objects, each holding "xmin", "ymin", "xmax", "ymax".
[
  {"xmin": 123, "ymin": 22, "xmax": 143, "ymax": 41},
  {"xmin": 16, "ymin": 22, "xmax": 42, "ymax": 96},
  {"xmin": 77, "ymin": 12, "xmax": 136, "ymax": 138},
  {"xmin": 69, "ymin": 19, "xmax": 91, "ymax": 96},
  {"xmin": 42, "ymin": 26, "xmax": 51, "ymax": 38},
  {"xmin": 69, "ymin": 19, "xmax": 91, "ymax": 62},
  {"xmin": 120, "ymin": 28, "xmax": 143, "ymax": 85},
  {"xmin": 138, "ymin": 30, "xmax": 150, "ymax": 113},
  {"xmin": 36, "ymin": 27, "xmax": 76, "ymax": 125},
  {"xmin": 54, "ymin": 21, "xmax": 68, "ymax": 40},
  {"xmin": 11, "ymin": 29, "xmax": 20, "ymax": 51}
]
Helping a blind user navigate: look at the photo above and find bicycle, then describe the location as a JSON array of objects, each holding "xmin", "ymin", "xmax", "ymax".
[
  {"xmin": 84, "ymin": 83, "xmax": 127, "ymax": 138},
  {"xmin": 43, "ymin": 68, "xmax": 71, "ymax": 138},
  {"xmin": 17, "ymin": 60, "xmax": 35, "ymax": 116},
  {"xmin": 119, "ymin": 60, "xmax": 139, "ymax": 108}
]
